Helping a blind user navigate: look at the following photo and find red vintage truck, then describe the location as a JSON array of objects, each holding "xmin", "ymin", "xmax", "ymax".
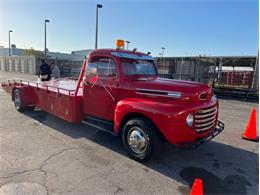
[{"xmin": 1, "ymin": 42, "xmax": 224, "ymax": 162}]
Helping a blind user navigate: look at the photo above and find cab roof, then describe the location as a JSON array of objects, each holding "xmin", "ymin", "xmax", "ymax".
[{"xmin": 89, "ymin": 49, "xmax": 150, "ymax": 57}]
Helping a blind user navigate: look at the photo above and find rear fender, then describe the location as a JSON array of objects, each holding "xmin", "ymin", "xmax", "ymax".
[
  {"xmin": 12, "ymin": 86, "xmax": 35, "ymax": 106},
  {"xmin": 114, "ymin": 98, "xmax": 173, "ymax": 138}
]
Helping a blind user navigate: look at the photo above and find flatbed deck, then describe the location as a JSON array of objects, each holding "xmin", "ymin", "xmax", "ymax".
[
  {"xmin": 1, "ymin": 77, "xmax": 85, "ymax": 123},
  {"xmin": 1, "ymin": 78, "xmax": 83, "ymax": 96},
  {"xmin": 1, "ymin": 61, "xmax": 87, "ymax": 123}
]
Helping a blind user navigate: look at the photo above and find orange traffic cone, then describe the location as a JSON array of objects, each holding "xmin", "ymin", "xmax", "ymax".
[
  {"xmin": 242, "ymin": 108, "xmax": 258, "ymax": 142},
  {"xmin": 190, "ymin": 178, "xmax": 203, "ymax": 195}
]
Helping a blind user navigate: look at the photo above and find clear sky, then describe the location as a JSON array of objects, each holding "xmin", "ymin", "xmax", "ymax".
[{"xmin": 0, "ymin": 0, "xmax": 258, "ymax": 56}]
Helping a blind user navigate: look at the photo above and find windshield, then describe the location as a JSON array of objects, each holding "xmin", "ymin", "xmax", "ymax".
[{"xmin": 122, "ymin": 59, "xmax": 157, "ymax": 76}]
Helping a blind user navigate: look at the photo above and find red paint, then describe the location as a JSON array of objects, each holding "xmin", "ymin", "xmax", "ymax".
[{"xmin": 1, "ymin": 48, "xmax": 221, "ymax": 145}]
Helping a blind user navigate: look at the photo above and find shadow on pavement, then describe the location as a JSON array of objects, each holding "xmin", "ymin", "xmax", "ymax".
[{"xmin": 24, "ymin": 109, "xmax": 259, "ymax": 195}]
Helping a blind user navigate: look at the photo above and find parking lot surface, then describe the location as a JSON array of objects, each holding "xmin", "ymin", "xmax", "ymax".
[{"xmin": 0, "ymin": 71, "xmax": 258, "ymax": 195}]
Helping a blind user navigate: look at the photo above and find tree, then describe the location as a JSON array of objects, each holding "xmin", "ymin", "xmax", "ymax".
[{"xmin": 23, "ymin": 48, "xmax": 45, "ymax": 59}]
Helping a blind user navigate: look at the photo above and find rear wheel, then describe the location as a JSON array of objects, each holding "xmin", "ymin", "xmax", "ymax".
[
  {"xmin": 122, "ymin": 118, "xmax": 161, "ymax": 162},
  {"xmin": 27, "ymin": 106, "xmax": 35, "ymax": 111},
  {"xmin": 13, "ymin": 89, "xmax": 24, "ymax": 112}
]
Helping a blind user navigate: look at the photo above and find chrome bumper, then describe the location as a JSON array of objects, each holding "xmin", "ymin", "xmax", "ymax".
[{"xmin": 180, "ymin": 120, "xmax": 224, "ymax": 149}]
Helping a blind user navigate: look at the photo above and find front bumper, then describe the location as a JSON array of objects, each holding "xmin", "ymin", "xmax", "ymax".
[{"xmin": 180, "ymin": 120, "xmax": 224, "ymax": 149}]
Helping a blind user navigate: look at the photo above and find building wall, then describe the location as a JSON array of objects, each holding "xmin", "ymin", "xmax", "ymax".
[
  {"xmin": 155, "ymin": 56, "xmax": 257, "ymax": 89},
  {"xmin": 0, "ymin": 55, "xmax": 83, "ymax": 78},
  {"xmin": 0, "ymin": 48, "xmax": 91, "ymax": 61},
  {"xmin": 0, "ymin": 56, "xmax": 37, "ymax": 74},
  {"xmin": 156, "ymin": 57, "xmax": 210, "ymax": 82},
  {"xmin": 0, "ymin": 48, "xmax": 24, "ymax": 56}
]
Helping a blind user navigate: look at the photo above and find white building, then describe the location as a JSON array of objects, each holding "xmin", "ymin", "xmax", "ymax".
[{"xmin": 0, "ymin": 46, "xmax": 92, "ymax": 61}]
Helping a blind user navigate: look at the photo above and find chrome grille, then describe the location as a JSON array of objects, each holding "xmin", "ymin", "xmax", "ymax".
[{"xmin": 195, "ymin": 105, "xmax": 217, "ymax": 132}]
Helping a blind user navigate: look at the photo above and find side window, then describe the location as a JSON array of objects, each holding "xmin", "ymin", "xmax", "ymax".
[
  {"xmin": 86, "ymin": 63, "xmax": 97, "ymax": 78},
  {"xmin": 107, "ymin": 59, "xmax": 117, "ymax": 77},
  {"xmin": 91, "ymin": 57, "xmax": 117, "ymax": 77}
]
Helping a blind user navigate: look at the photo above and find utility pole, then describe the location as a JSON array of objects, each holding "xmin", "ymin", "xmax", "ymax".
[
  {"xmin": 179, "ymin": 58, "xmax": 184, "ymax": 80},
  {"xmin": 212, "ymin": 58, "xmax": 218, "ymax": 88},
  {"xmin": 252, "ymin": 49, "xmax": 259, "ymax": 90},
  {"xmin": 217, "ymin": 58, "xmax": 223, "ymax": 80},
  {"xmin": 161, "ymin": 47, "xmax": 165, "ymax": 67},
  {"xmin": 44, "ymin": 19, "xmax": 50, "ymax": 57},
  {"xmin": 158, "ymin": 53, "xmax": 162, "ymax": 68},
  {"xmin": 95, "ymin": 4, "xmax": 103, "ymax": 49},
  {"xmin": 8, "ymin": 30, "xmax": 13, "ymax": 56}
]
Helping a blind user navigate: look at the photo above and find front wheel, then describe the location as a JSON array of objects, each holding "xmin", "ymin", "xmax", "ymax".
[
  {"xmin": 13, "ymin": 89, "xmax": 24, "ymax": 112},
  {"xmin": 122, "ymin": 118, "xmax": 161, "ymax": 162}
]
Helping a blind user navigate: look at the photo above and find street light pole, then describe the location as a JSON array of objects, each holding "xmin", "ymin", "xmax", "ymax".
[
  {"xmin": 9, "ymin": 30, "xmax": 13, "ymax": 56},
  {"xmin": 95, "ymin": 4, "xmax": 103, "ymax": 49},
  {"xmin": 157, "ymin": 53, "xmax": 162, "ymax": 68},
  {"xmin": 161, "ymin": 47, "xmax": 165, "ymax": 67},
  {"xmin": 126, "ymin": 40, "xmax": 130, "ymax": 50},
  {"xmin": 44, "ymin": 19, "xmax": 50, "ymax": 57}
]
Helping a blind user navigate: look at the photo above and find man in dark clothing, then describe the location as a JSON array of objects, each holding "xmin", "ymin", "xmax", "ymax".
[{"xmin": 38, "ymin": 59, "xmax": 51, "ymax": 81}]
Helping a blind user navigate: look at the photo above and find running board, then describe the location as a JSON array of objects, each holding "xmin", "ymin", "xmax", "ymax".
[{"xmin": 82, "ymin": 116, "xmax": 115, "ymax": 136}]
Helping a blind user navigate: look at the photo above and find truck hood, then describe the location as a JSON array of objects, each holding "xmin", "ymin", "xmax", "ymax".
[{"xmin": 128, "ymin": 77, "xmax": 212, "ymax": 101}]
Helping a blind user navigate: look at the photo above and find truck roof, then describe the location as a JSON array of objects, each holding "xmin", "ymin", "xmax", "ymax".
[{"xmin": 89, "ymin": 49, "xmax": 149, "ymax": 57}]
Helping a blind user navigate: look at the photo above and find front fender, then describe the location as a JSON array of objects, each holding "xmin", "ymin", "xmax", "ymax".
[{"xmin": 114, "ymin": 98, "xmax": 175, "ymax": 139}]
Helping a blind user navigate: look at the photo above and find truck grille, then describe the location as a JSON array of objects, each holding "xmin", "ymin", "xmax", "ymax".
[{"xmin": 195, "ymin": 105, "xmax": 217, "ymax": 132}]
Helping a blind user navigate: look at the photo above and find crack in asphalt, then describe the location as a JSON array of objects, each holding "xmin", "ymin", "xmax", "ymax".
[
  {"xmin": 0, "ymin": 147, "xmax": 81, "ymax": 194},
  {"xmin": 0, "ymin": 169, "xmax": 40, "ymax": 179},
  {"xmin": 41, "ymin": 168, "xmax": 49, "ymax": 195},
  {"xmin": 2, "ymin": 156, "xmax": 14, "ymax": 166},
  {"xmin": 37, "ymin": 147, "xmax": 81, "ymax": 195}
]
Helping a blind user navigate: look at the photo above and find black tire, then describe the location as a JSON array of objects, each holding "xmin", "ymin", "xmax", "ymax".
[
  {"xmin": 26, "ymin": 106, "xmax": 35, "ymax": 111},
  {"xmin": 122, "ymin": 117, "xmax": 161, "ymax": 162},
  {"xmin": 13, "ymin": 88, "xmax": 24, "ymax": 112}
]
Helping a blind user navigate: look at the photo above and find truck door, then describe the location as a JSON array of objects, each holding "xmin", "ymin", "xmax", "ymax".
[{"xmin": 83, "ymin": 56, "xmax": 119, "ymax": 121}]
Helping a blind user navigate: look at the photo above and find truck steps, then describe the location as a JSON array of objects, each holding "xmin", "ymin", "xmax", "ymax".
[{"xmin": 82, "ymin": 116, "xmax": 115, "ymax": 135}]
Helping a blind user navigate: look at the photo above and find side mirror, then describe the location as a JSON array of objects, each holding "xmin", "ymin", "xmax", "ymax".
[{"xmin": 85, "ymin": 63, "xmax": 99, "ymax": 84}]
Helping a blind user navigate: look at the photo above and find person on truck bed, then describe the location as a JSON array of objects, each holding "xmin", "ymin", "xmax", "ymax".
[
  {"xmin": 50, "ymin": 62, "xmax": 60, "ymax": 79},
  {"xmin": 38, "ymin": 59, "xmax": 51, "ymax": 81}
]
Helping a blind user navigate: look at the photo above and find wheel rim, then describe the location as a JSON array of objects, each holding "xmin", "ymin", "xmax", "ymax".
[
  {"xmin": 14, "ymin": 90, "xmax": 21, "ymax": 109},
  {"xmin": 127, "ymin": 127, "xmax": 148, "ymax": 155}
]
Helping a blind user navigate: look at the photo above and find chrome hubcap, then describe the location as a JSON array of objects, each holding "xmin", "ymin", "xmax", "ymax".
[
  {"xmin": 14, "ymin": 90, "xmax": 21, "ymax": 108},
  {"xmin": 127, "ymin": 127, "xmax": 148, "ymax": 154}
]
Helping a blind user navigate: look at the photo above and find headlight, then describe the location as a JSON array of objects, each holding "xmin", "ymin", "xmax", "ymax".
[{"xmin": 186, "ymin": 113, "xmax": 194, "ymax": 127}]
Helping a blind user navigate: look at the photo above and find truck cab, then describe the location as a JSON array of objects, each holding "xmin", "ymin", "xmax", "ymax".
[{"xmin": 82, "ymin": 47, "xmax": 224, "ymax": 162}]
